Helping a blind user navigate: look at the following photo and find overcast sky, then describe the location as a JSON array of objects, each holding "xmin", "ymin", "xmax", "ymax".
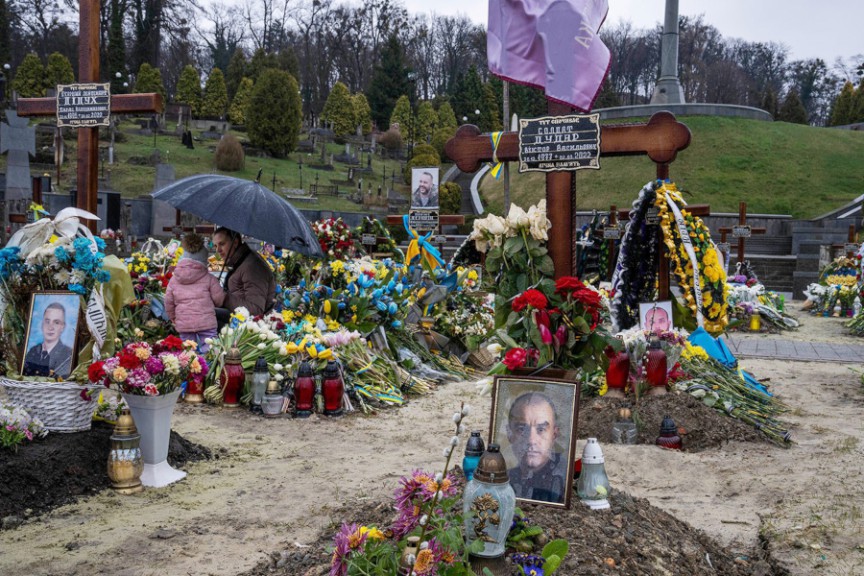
[{"xmin": 402, "ymin": 0, "xmax": 864, "ymax": 66}]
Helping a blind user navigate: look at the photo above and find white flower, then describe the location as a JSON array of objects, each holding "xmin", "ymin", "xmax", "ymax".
[
  {"xmin": 274, "ymin": 373, "xmax": 284, "ymax": 381},
  {"xmin": 505, "ymin": 203, "xmax": 530, "ymax": 233},
  {"xmin": 442, "ymin": 446, "xmax": 453, "ymax": 458},
  {"xmin": 452, "ymin": 412, "xmax": 462, "ymax": 424},
  {"xmin": 435, "ymin": 472, "xmax": 443, "ymax": 482},
  {"xmin": 475, "ymin": 378, "xmax": 493, "ymax": 396},
  {"xmin": 450, "ymin": 436, "xmax": 459, "ymax": 446},
  {"xmin": 256, "ymin": 343, "xmax": 266, "ymax": 350},
  {"xmin": 204, "ymin": 338, "xmax": 213, "ymax": 345},
  {"xmin": 527, "ymin": 200, "xmax": 551, "ymax": 240},
  {"xmin": 273, "ymin": 363, "xmax": 284, "ymax": 371},
  {"xmin": 486, "ymin": 342, "xmax": 502, "ymax": 356},
  {"xmin": 461, "ymin": 405, "xmax": 472, "ymax": 417},
  {"xmin": 419, "ymin": 515, "xmax": 428, "ymax": 526}
]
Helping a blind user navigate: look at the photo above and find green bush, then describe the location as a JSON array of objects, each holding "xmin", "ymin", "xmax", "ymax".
[
  {"xmin": 439, "ymin": 181, "xmax": 462, "ymax": 214},
  {"xmin": 377, "ymin": 128, "xmax": 402, "ymax": 151},
  {"xmin": 431, "ymin": 127, "xmax": 456, "ymax": 162},
  {"xmin": 246, "ymin": 69, "xmax": 302, "ymax": 158},
  {"xmin": 200, "ymin": 68, "xmax": 228, "ymax": 119},
  {"xmin": 412, "ymin": 144, "xmax": 440, "ymax": 164},
  {"xmin": 404, "ymin": 153, "xmax": 440, "ymax": 183},
  {"xmin": 215, "ymin": 134, "xmax": 245, "ymax": 171}
]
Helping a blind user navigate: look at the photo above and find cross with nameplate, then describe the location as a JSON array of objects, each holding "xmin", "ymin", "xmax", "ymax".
[
  {"xmin": 445, "ymin": 109, "xmax": 691, "ymax": 298},
  {"xmin": 717, "ymin": 202, "xmax": 766, "ymax": 266},
  {"xmin": 14, "ymin": 0, "xmax": 163, "ymax": 230}
]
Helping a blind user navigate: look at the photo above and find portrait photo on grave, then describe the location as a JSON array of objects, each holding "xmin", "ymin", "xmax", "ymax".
[
  {"xmin": 639, "ymin": 300, "xmax": 674, "ymax": 334},
  {"xmin": 21, "ymin": 291, "xmax": 82, "ymax": 380},
  {"xmin": 411, "ymin": 167, "xmax": 439, "ymax": 209},
  {"xmin": 489, "ymin": 376, "xmax": 579, "ymax": 509}
]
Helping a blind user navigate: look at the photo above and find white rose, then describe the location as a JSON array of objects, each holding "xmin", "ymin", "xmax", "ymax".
[
  {"xmin": 527, "ymin": 200, "xmax": 551, "ymax": 241},
  {"xmin": 506, "ymin": 204, "xmax": 530, "ymax": 233}
]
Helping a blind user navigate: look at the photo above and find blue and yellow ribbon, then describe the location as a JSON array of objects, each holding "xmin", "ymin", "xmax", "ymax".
[
  {"xmin": 403, "ymin": 215, "xmax": 445, "ymax": 272},
  {"xmin": 488, "ymin": 131, "xmax": 505, "ymax": 179}
]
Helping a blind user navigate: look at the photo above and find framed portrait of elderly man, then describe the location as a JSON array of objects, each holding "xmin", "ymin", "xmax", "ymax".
[
  {"xmin": 21, "ymin": 291, "xmax": 81, "ymax": 380},
  {"xmin": 489, "ymin": 375, "xmax": 580, "ymax": 509}
]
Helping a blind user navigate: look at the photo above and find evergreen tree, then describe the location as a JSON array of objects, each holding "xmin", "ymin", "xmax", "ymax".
[
  {"xmin": 829, "ymin": 81, "xmax": 855, "ymax": 126},
  {"xmin": 175, "ymin": 65, "xmax": 202, "ymax": 117},
  {"xmin": 226, "ymin": 48, "xmax": 247, "ymax": 102},
  {"xmin": 201, "ymin": 68, "xmax": 229, "ymax": 119},
  {"xmin": 352, "ymin": 93, "xmax": 372, "ymax": 135},
  {"xmin": 778, "ymin": 89, "xmax": 808, "ymax": 124},
  {"xmin": 366, "ymin": 34, "xmax": 410, "ymax": 130},
  {"xmin": 246, "ymin": 69, "xmax": 302, "ymax": 158},
  {"xmin": 228, "ymin": 77, "xmax": 253, "ymax": 125},
  {"xmin": 760, "ymin": 89, "xmax": 779, "ymax": 118},
  {"xmin": 45, "ymin": 53, "xmax": 74, "ymax": 90},
  {"xmin": 480, "ymin": 83, "xmax": 502, "ymax": 132},
  {"xmin": 414, "ymin": 100, "xmax": 438, "ymax": 144},
  {"xmin": 450, "ymin": 66, "xmax": 485, "ymax": 125},
  {"xmin": 389, "ymin": 95, "xmax": 412, "ymax": 136},
  {"xmin": 134, "ymin": 63, "xmax": 166, "ymax": 104},
  {"xmin": 593, "ymin": 79, "xmax": 621, "ymax": 109},
  {"xmin": 276, "ymin": 47, "xmax": 300, "ymax": 79},
  {"xmin": 11, "ymin": 53, "xmax": 46, "ymax": 98},
  {"xmin": 107, "ymin": 0, "xmax": 126, "ymax": 93},
  {"xmin": 320, "ymin": 81, "xmax": 355, "ymax": 137},
  {"xmin": 851, "ymin": 78, "xmax": 864, "ymax": 124},
  {"xmin": 489, "ymin": 76, "xmax": 547, "ymax": 120},
  {"xmin": 248, "ymin": 48, "xmax": 278, "ymax": 82},
  {"xmin": 436, "ymin": 101, "xmax": 457, "ymax": 131}
]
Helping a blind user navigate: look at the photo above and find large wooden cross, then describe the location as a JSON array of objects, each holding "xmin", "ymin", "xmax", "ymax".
[
  {"xmin": 717, "ymin": 202, "xmax": 766, "ymax": 266},
  {"xmin": 445, "ymin": 107, "xmax": 691, "ymax": 297},
  {"xmin": 14, "ymin": 0, "xmax": 163, "ymax": 229}
]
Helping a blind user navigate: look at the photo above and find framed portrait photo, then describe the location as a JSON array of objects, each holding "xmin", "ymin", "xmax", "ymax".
[
  {"xmin": 639, "ymin": 300, "xmax": 674, "ymax": 334},
  {"xmin": 489, "ymin": 375, "xmax": 581, "ymax": 509},
  {"xmin": 21, "ymin": 291, "xmax": 82, "ymax": 380},
  {"xmin": 410, "ymin": 167, "xmax": 440, "ymax": 209}
]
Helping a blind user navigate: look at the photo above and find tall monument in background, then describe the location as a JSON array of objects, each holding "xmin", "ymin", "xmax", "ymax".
[{"xmin": 650, "ymin": 0, "xmax": 686, "ymax": 104}]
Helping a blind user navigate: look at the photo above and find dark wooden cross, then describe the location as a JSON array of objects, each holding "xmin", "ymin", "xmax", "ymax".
[
  {"xmin": 717, "ymin": 202, "xmax": 766, "ymax": 266},
  {"xmin": 14, "ymin": 0, "xmax": 163, "ymax": 230},
  {"xmin": 445, "ymin": 107, "xmax": 691, "ymax": 298},
  {"xmin": 830, "ymin": 224, "xmax": 858, "ymax": 259}
]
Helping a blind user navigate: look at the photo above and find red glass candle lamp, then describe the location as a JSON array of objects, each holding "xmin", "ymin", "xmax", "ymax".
[
  {"xmin": 293, "ymin": 361, "xmax": 316, "ymax": 418},
  {"xmin": 655, "ymin": 415, "xmax": 683, "ymax": 450},
  {"xmin": 321, "ymin": 360, "xmax": 344, "ymax": 417},
  {"xmin": 220, "ymin": 346, "xmax": 245, "ymax": 407},
  {"xmin": 645, "ymin": 336, "xmax": 668, "ymax": 395},
  {"xmin": 186, "ymin": 376, "xmax": 204, "ymax": 404},
  {"xmin": 604, "ymin": 346, "xmax": 629, "ymax": 398}
]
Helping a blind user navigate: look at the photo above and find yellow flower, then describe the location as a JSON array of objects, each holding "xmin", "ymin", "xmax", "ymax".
[
  {"xmin": 359, "ymin": 526, "xmax": 384, "ymax": 541},
  {"xmin": 709, "ymin": 302, "xmax": 722, "ymax": 318},
  {"xmin": 702, "ymin": 292, "xmax": 713, "ymax": 307},
  {"xmin": 282, "ymin": 310, "xmax": 295, "ymax": 322},
  {"xmin": 414, "ymin": 549, "xmax": 435, "ymax": 573},
  {"xmin": 112, "ymin": 367, "xmax": 128, "ymax": 381},
  {"xmin": 704, "ymin": 265, "xmax": 719, "ymax": 283},
  {"xmin": 598, "ymin": 377, "xmax": 608, "ymax": 396},
  {"xmin": 190, "ymin": 358, "xmax": 202, "ymax": 374},
  {"xmin": 135, "ymin": 347, "xmax": 151, "ymax": 361},
  {"xmin": 286, "ymin": 342, "xmax": 299, "ymax": 354}
]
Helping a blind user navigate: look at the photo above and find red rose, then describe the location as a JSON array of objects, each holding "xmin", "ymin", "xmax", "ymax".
[
  {"xmin": 88, "ymin": 361, "xmax": 106, "ymax": 384},
  {"xmin": 512, "ymin": 294, "xmax": 528, "ymax": 312},
  {"xmin": 573, "ymin": 288, "xmax": 601, "ymax": 309},
  {"xmin": 523, "ymin": 289, "xmax": 548, "ymax": 310},
  {"xmin": 503, "ymin": 347, "xmax": 529, "ymax": 370},
  {"xmin": 555, "ymin": 276, "xmax": 585, "ymax": 294}
]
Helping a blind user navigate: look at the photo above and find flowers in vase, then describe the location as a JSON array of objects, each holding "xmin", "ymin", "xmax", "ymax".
[
  {"xmin": 312, "ymin": 217, "xmax": 354, "ymax": 259},
  {"xmin": 92, "ymin": 336, "xmax": 208, "ymax": 396}
]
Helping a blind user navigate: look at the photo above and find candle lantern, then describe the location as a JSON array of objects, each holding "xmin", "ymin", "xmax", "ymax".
[
  {"xmin": 293, "ymin": 361, "xmax": 315, "ymax": 418},
  {"xmin": 262, "ymin": 379, "xmax": 283, "ymax": 417},
  {"xmin": 655, "ymin": 415, "xmax": 683, "ymax": 450},
  {"xmin": 645, "ymin": 336, "xmax": 668, "ymax": 395},
  {"xmin": 462, "ymin": 430, "xmax": 485, "ymax": 482},
  {"xmin": 220, "ymin": 346, "xmax": 245, "ymax": 407},
  {"xmin": 107, "ymin": 408, "xmax": 144, "ymax": 494},
  {"xmin": 749, "ymin": 311, "xmax": 761, "ymax": 332},
  {"xmin": 321, "ymin": 360, "xmax": 344, "ymax": 416},
  {"xmin": 576, "ymin": 438, "xmax": 610, "ymax": 510},
  {"xmin": 611, "ymin": 407, "xmax": 637, "ymax": 444},
  {"xmin": 604, "ymin": 347, "xmax": 629, "ymax": 397},
  {"xmin": 251, "ymin": 356, "xmax": 269, "ymax": 413},
  {"xmin": 463, "ymin": 444, "xmax": 516, "ymax": 560}
]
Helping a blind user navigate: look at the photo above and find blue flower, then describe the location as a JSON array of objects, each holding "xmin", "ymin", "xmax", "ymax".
[
  {"xmin": 511, "ymin": 553, "xmax": 545, "ymax": 576},
  {"xmin": 94, "ymin": 237, "xmax": 106, "ymax": 251},
  {"xmin": 388, "ymin": 302, "xmax": 398, "ymax": 315},
  {"xmin": 391, "ymin": 320, "xmax": 401, "ymax": 329},
  {"xmin": 68, "ymin": 283, "xmax": 87, "ymax": 295},
  {"xmin": 375, "ymin": 301, "xmax": 388, "ymax": 312},
  {"xmin": 95, "ymin": 270, "xmax": 111, "ymax": 284},
  {"xmin": 54, "ymin": 246, "xmax": 70, "ymax": 263}
]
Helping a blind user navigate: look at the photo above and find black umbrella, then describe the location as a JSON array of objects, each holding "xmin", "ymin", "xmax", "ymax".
[{"xmin": 152, "ymin": 173, "xmax": 323, "ymax": 258}]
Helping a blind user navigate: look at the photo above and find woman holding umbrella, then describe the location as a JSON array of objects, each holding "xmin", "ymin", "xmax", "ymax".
[{"xmin": 213, "ymin": 227, "xmax": 276, "ymax": 325}]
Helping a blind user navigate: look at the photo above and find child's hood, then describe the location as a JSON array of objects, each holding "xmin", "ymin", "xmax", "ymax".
[{"xmin": 172, "ymin": 259, "xmax": 210, "ymax": 284}]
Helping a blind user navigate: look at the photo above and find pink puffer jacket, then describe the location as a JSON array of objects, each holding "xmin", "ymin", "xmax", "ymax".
[{"xmin": 164, "ymin": 259, "xmax": 226, "ymax": 333}]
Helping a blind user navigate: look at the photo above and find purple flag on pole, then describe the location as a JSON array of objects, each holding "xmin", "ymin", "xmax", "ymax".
[{"xmin": 488, "ymin": 0, "xmax": 611, "ymax": 112}]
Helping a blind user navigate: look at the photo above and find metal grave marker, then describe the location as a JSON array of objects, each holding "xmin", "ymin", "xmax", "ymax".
[
  {"xmin": 409, "ymin": 209, "xmax": 439, "ymax": 233},
  {"xmin": 517, "ymin": 113, "xmax": 600, "ymax": 173},
  {"xmin": 57, "ymin": 83, "xmax": 111, "ymax": 127},
  {"xmin": 732, "ymin": 225, "xmax": 751, "ymax": 238}
]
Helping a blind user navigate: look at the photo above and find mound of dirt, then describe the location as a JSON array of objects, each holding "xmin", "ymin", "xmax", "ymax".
[{"xmin": 0, "ymin": 423, "xmax": 210, "ymax": 521}]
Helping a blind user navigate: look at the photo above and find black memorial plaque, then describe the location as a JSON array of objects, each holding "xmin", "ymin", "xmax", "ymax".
[
  {"xmin": 518, "ymin": 114, "xmax": 600, "ymax": 173},
  {"xmin": 57, "ymin": 83, "xmax": 111, "ymax": 128},
  {"xmin": 409, "ymin": 209, "xmax": 439, "ymax": 233}
]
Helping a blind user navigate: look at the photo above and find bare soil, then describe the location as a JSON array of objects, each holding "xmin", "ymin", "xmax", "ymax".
[{"xmin": 1, "ymin": 308, "xmax": 863, "ymax": 576}]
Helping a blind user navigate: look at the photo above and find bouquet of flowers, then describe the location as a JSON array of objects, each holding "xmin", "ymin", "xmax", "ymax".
[
  {"xmin": 434, "ymin": 291, "xmax": 494, "ymax": 352},
  {"xmin": 0, "ymin": 401, "xmax": 47, "ymax": 450},
  {"xmin": 91, "ymin": 335, "xmax": 208, "ymax": 396},
  {"xmin": 312, "ymin": 217, "xmax": 354, "ymax": 259}
]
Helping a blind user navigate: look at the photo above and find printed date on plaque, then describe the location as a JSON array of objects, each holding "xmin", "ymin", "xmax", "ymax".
[
  {"xmin": 57, "ymin": 83, "xmax": 111, "ymax": 128},
  {"xmin": 518, "ymin": 114, "xmax": 600, "ymax": 173},
  {"xmin": 732, "ymin": 225, "xmax": 752, "ymax": 238}
]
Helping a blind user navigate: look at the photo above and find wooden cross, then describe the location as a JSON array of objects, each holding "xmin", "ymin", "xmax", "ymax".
[
  {"xmin": 445, "ymin": 109, "xmax": 690, "ymax": 281},
  {"xmin": 830, "ymin": 224, "xmax": 858, "ymax": 259},
  {"xmin": 14, "ymin": 0, "xmax": 163, "ymax": 230},
  {"xmin": 717, "ymin": 202, "xmax": 766, "ymax": 266}
]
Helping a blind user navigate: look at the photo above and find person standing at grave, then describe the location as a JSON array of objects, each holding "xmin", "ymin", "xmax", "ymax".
[
  {"xmin": 164, "ymin": 233, "xmax": 225, "ymax": 353},
  {"xmin": 212, "ymin": 227, "xmax": 276, "ymax": 325}
]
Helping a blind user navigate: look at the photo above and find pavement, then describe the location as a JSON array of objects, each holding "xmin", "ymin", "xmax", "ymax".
[{"xmin": 725, "ymin": 335, "xmax": 864, "ymax": 363}]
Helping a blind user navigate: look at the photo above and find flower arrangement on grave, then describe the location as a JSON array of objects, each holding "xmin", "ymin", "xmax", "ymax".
[
  {"xmin": 613, "ymin": 326, "xmax": 689, "ymax": 395},
  {"xmin": 0, "ymin": 212, "xmax": 113, "ymax": 377},
  {"xmin": 676, "ymin": 340, "xmax": 791, "ymax": 444},
  {"xmin": 354, "ymin": 216, "xmax": 404, "ymax": 261},
  {"xmin": 655, "ymin": 181, "xmax": 728, "ymax": 334},
  {"xmin": 609, "ymin": 182, "xmax": 663, "ymax": 331},
  {"xmin": 313, "ymin": 217, "xmax": 355, "ymax": 259},
  {"xmin": 0, "ymin": 402, "xmax": 47, "ymax": 450},
  {"xmin": 725, "ymin": 283, "xmax": 798, "ymax": 331},
  {"xmin": 92, "ymin": 335, "xmax": 208, "ymax": 397},
  {"xmin": 99, "ymin": 228, "xmax": 125, "ymax": 253}
]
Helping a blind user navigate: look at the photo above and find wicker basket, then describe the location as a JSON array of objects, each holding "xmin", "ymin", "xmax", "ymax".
[
  {"xmin": 0, "ymin": 378, "xmax": 103, "ymax": 433},
  {"xmin": 467, "ymin": 347, "xmax": 495, "ymax": 370}
]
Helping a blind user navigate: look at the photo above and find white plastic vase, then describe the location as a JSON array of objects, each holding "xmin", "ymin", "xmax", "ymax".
[{"xmin": 121, "ymin": 389, "xmax": 186, "ymax": 487}]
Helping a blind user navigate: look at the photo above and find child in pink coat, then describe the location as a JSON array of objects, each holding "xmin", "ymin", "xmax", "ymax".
[{"xmin": 164, "ymin": 233, "xmax": 225, "ymax": 353}]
